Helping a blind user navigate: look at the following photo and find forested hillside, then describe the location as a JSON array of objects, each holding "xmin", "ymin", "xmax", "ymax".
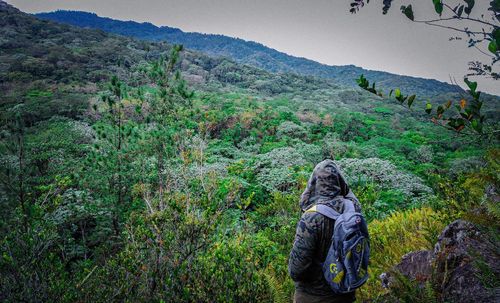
[
  {"xmin": 36, "ymin": 10, "xmax": 465, "ymax": 99},
  {"xmin": 1, "ymin": 1, "xmax": 499, "ymax": 302}
]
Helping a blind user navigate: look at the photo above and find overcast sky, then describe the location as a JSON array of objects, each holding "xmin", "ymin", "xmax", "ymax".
[{"xmin": 6, "ymin": 0, "xmax": 499, "ymax": 95}]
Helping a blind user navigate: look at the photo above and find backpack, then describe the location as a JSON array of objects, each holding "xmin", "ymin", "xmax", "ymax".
[{"xmin": 312, "ymin": 199, "xmax": 370, "ymax": 293}]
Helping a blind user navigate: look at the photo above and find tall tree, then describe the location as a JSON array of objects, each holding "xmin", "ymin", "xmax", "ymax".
[
  {"xmin": 90, "ymin": 76, "xmax": 138, "ymax": 234},
  {"xmin": 0, "ymin": 107, "xmax": 30, "ymax": 231},
  {"xmin": 144, "ymin": 45, "xmax": 193, "ymax": 209}
]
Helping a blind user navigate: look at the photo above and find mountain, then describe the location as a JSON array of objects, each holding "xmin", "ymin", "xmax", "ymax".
[
  {"xmin": 35, "ymin": 10, "xmax": 464, "ymax": 98},
  {"xmin": 2, "ymin": 1, "xmax": 366, "ymax": 126}
]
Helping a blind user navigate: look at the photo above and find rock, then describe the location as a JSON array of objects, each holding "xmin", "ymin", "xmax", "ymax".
[
  {"xmin": 381, "ymin": 219, "xmax": 500, "ymax": 303},
  {"xmin": 397, "ymin": 250, "xmax": 433, "ymax": 283},
  {"xmin": 433, "ymin": 219, "xmax": 480, "ymax": 254},
  {"xmin": 434, "ymin": 220, "xmax": 500, "ymax": 303},
  {"xmin": 380, "ymin": 250, "xmax": 433, "ymax": 289}
]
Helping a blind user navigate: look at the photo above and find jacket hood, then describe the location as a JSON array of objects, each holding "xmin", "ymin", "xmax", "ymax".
[{"xmin": 300, "ymin": 159, "xmax": 350, "ymax": 211}]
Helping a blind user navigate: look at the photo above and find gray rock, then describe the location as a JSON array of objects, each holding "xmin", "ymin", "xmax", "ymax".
[
  {"xmin": 380, "ymin": 250, "xmax": 433, "ymax": 289},
  {"xmin": 381, "ymin": 219, "xmax": 500, "ymax": 303},
  {"xmin": 434, "ymin": 220, "xmax": 499, "ymax": 303}
]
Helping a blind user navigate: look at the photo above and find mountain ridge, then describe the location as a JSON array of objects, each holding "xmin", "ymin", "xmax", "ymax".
[
  {"xmin": 35, "ymin": 10, "xmax": 464, "ymax": 99},
  {"xmin": 2, "ymin": 0, "xmax": 382, "ymax": 125}
]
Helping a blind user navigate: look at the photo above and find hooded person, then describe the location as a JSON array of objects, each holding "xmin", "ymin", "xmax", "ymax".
[{"xmin": 289, "ymin": 159, "xmax": 361, "ymax": 303}]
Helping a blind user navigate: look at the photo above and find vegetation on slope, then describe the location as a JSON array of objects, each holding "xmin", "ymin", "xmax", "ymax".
[
  {"xmin": 36, "ymin": 10, "xmax": 465, "ymax": 98},
  {"xmin": 0, "ymin": 1, "xmax": 499, "ymax": 302}
]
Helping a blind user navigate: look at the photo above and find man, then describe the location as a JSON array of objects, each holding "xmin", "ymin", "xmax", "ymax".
[{"xmin": 289, "ymin": 159, "xmax": 361, "ymax": 303}]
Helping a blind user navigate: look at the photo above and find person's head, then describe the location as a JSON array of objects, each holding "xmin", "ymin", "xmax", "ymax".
[{"xmin": 300, "ymin": 159, "xmax": 349, "ymax": 211}]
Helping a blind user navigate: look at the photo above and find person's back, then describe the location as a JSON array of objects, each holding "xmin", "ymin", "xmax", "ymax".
[{"xmin": 288, "ymin": 160, "xmax": 361, "ymax": 303}]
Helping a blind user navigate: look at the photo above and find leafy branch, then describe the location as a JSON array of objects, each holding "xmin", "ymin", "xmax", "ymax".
[
  {"xmin": 350, "ymin": 0, "xmax": 500, "ymax": 79},
  {"xmin": 356, "ymin": 74, "xmax": 493, "ymax": 136}
]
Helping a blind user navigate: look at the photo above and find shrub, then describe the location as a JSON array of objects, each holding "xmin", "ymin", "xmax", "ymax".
[
  {"xmin": 254, "ymin": 147, "xmax": 306, "ymax": 193},
  {"xmin": 186, "ymin": 236, "xmax": 274, "ymax": 302},
  {"xmin": 413, "ymin": 145, "xmax": 434, "ymax": 163},
  {"xmin": 358, "ymin": 207, "xmax": 449, "ymax": 302},
  {"xmin": 447, "ymin": 156, "xmax": 484, "ymax": 178},
  {"xmin": 237, "ymin": 136, "xmax": 261, "ymax": 154},
  {"xmin": 322, "ymin": 133, "xmax": 360, "ymax": 159},
  {"xmin": 275, "ymin": 121, "xmax": 307, "ymax": 140},
  {"xmin": 293, "ymin": 142, "xmax": 323, "ymax": 164},
  {"xmin": 337, "ymin": 158, "xmax": 433, "ymax": 204}
]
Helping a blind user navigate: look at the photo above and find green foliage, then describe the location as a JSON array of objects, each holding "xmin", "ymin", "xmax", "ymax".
[
  {"xmin": 358, "ymin": 74, "xmax": 495, "ymax": 136},
  {"xmin": 400, "ymin": 5, "xmax": 414, "ymax": 21},
  {"xmin": 382, "ymin": 272, "xmax": 439, "ymax": 303},
  {"xmin": 36, "ymin": 10, "xmax": 469, "ymax": 98},
  {"xmin": 432, "ymin": 0, "xmax": 443, "ymax": 16},
  {"xmin": 1, "ymin": 3, "xmax": 499, "ymax": 302},
  {"xmin": 358, "ymin": 207, "xmax": 449, "ymax": 301},
  {"xmin": 356, "ymin": 74, "xmax": 379, "ymax": 95},
  {"xmin": 473, "ymin": 253, "xmax": 500, "ymax": 289}
]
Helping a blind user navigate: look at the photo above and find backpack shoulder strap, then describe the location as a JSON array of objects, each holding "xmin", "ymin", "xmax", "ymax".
[
  {"xmin": 343, "ymin": 198, "xmax": 356, "ymax": 213},
  {"xmin": 306, "ymin": 204, "xmax": 341, "ymax": 220}
]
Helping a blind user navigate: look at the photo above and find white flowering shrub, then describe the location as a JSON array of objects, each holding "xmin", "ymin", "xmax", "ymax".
[
  {"xmin": 44, "ymin": 189, "xmax": 111, "ymax": 259},
  {"xmin": 336, "ymin": 157, "xmax": 433, "ymax": 201},
  {"xmin": 237, "ymin": 136, "xmax": 261, "ymax": 154},
  {"xmin": 68, "ymin": 120, "xmax": 95, "ymax": 144},
  {"xmin": 276, "ymin": 121, "xmax": 307, "ymax": 140},
  {"xmin": 294, "ymin": 142, "xmax": 324, "ymax": 164},
  {"xmin": 254, "ymin": 147, "xmax": 307, "ymax": 192},
  {"xmin": 414, "ymin": 145, "xmax": 434, "ymax": 163}
]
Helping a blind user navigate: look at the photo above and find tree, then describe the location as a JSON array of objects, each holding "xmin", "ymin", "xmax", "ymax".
[
  {"xmin": 0, "ymin": 106, "xmax": 30, "ymax": 231},
  {"xmin": 143, "ymin": 44, "xmax": 193, "ymax": 209},
  {"xmin": 89, "ymin": 76, "xmax": 139, "ymax": 234}
]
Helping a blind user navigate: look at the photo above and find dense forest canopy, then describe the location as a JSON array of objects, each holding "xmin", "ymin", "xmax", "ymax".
[{"xmin": 0, "ymin": 1, "xmax": 499, "ymax": 302}]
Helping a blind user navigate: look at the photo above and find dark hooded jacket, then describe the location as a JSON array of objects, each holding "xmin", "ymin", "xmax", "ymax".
[{"xmin": 288, "ymin": 160, "xmax": 361, "ymax": 299}]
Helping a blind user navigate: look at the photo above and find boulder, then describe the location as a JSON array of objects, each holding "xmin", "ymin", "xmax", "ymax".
[
  {"xmin": 381, "ymin": 219, "xmax": 500, "ymax": 303},
  {"xmin": 380, "ymin": 250, "xmax": 433, "ymax": 289},
  {"xmin": 434, "ymin": 220, "xmax": 500, "ymax": 303}
]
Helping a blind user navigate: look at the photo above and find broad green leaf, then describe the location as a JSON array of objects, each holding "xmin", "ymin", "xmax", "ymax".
[
  {"xmin": 400, "ymin": 5, "xmax": 414, "ymax": 21},
  {"xmin": 491, "ymin": 0, "xmax": 500, "ymax": 12},
  {"xmin": 471, "ymin": 119, "xmax": 482, "ymax": 133},
  {"xmin": 488, "ymin": 40, "xmax": 498, "ymax": 54},
  {"xmin": 472, "ymin": 91, "xmax": 481, "ymax": 100},
  {"xmin": 425, "ymin": 102, "xmax": 433, "ymax": 114},
  {"xmin": 394, "ymin": 88, "xmax": 401, "ymax": 98},
  {"xmin": 464, "ymin": 78, "xmax": 477, "ymax": 93},
  {"xmin": 433, "ymin": 0, "xmax": 443, "ymax": 15},
  {"xmin": 407, "ymin": 95, "xmax": 416, "ymax": 108},
  {"xmin": 493, "ymin": 28, "xmax": 500, "ymax": 43}
]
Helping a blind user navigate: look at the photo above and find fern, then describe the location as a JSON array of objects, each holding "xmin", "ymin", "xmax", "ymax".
[{"xmin": 261, "ymin": 266, "xmax": 290, "ymax": 303}]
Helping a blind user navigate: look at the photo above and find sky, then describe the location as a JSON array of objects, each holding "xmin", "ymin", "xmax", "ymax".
[{"xmin": 6, "ymin": 0, "xmax": 499, "ymax": 95}]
